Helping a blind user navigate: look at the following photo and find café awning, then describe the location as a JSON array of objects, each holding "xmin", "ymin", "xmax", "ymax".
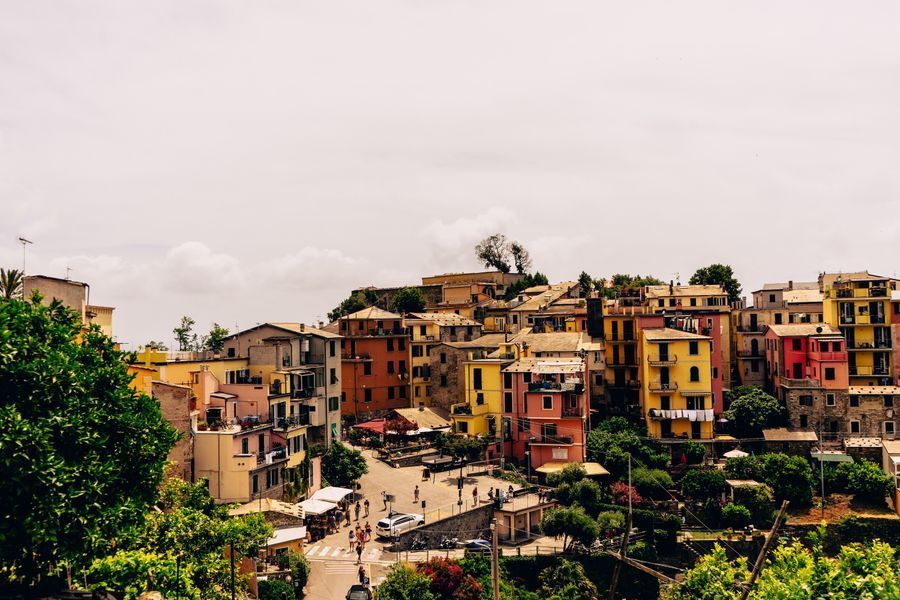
[{"xmin": 536, "ymin": 461, "xmax": 609, "ymax": 477}]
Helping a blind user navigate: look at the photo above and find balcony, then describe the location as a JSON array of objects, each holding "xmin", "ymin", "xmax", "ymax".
[
  {"xmin": 531, "ymin": 435, "xmax": 574, "ymax": 445},
  {"xmin": 451, "ymin": 403, "xmax": 472, "ymax": 415},
  {"xmin": 840, "ymin": 314, "xmax": 856, "ymax": 325},
  {"xmin": 871, "ymin": 286, "xmax": 888, "ymax": 297},
  {"xmin": 528, "ymin": 381, "xmax": 585, "ymax": 394},
  {"xmin": 648, "ymin": 381, "xmax": 678, "ymax": 393},
  {"xmin": 274, "ymin": 414, "xmax": 310, "ymax": 430},
  {"xmin": 257, "ymin": 447, "xmax": 288, "ymax": 466},
  {"xmin": 808, "ymin": 351, "xmax": 847, "ymax": 361},
  {"xmin": 648, "ymin": 354, "xmax": 678, "ymax": 367},
  {"xmin": 737, "ymin": 324, "xmax": 767, "ymax": 334},
  {"xmin": 562, "ymin": 404, "xmax": 584, "ymax": 417},
  {"xmin": 365, "ymin": 327, "xmax": 407, "ymax": 337},
  {"xmin": 780, "ymin": 377, "xmax": 819, "ymax": 388},
  {"xmin": 848, "ymin": 341, "xmax": 892, "ymax": 351},
  {"xmin": 737, "ymin": 351, "xmax": 764, "ymax": 359},
  {"xmin": 341, "ymin": 352, "xmax": 372, "ymax": 360}
]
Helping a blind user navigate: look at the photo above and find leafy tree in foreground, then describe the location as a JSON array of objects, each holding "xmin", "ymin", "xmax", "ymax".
[
  {"xmin": 665, "ymin": 544, "xmax": 748, "ymax": 600},
  {"xmin": 320, "ymin": 441, "xmax": 368, "ymax": 488},
  {"xmin": 724, "ymin": 388, "xmax": 785, "ymax": 439},
  {"xmin": 391, "ymin": 286, "xmax": 427, "ymax": 313},
  {"xmin": 0, "ymin": 294, "xmax": 178, "ymax": 585},
  {"xmin": 0, "ymin": 267, "xmax": 24, "ymax": 299},
  {"xmin": 554, "ymin": 478, "xmax": 606, "ymax": 516},
  {"xmin": 378, "ymin": 564, "xmax": 438, "ymax": 600},
  {"xmin": 547, "ymin": 462, "xmax": 587, "ymax": 487},
  {"xmin": 689, "ymin": 263, "xmax": 742, "ymax": 303},
  {"xmin": 539, "ymin": 559, "xmax": 598, "ymax": 600},
  {"xmin": 258, "ymin": 578, "xmax": 294, "ymax": 600}
]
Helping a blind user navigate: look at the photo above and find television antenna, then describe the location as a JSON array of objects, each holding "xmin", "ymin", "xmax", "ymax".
[{"xmin": 18, "ymin": 237, "xmax": 33, "ymax": 273}]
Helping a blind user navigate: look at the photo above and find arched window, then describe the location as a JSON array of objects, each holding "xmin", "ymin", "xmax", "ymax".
[
  {"xmin": 750, "ymin": 338, "xmax": 759, "ymax": 356},
  {"xmin": 690, "ymin": 366, "xmax": 700, "ymax": 382}
]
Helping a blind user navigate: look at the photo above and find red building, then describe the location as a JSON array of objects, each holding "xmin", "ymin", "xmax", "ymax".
[
  {"xmin": 337, "ymin": 307, "xmax": 410, "ymax": 419},
  {"xmin": 765, "ymin": 324, "xmax": 849, "ymax": 391},
  {"xmin": 501, "ymin": 357, "xmax": 589, "ymax": 470}
]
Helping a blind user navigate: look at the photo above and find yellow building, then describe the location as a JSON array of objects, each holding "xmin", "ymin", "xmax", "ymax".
[
  {"xmin": 641, "ymin": 328, "xmax": 714, "ymax": 440},
  {"xmin": 644, "ymin": 284, "xmax": 729, "ymax": 313},
  {"xmin": 405, "ymin": 312, "xmax": 483, "ymax": 407},
  {"xmin": 821, "ymin": 272, "xmax": 897, "ymax": 386},
  {"xmin": 602, "ymin": 304, "xmax": 646, "ymax": 415},
  {"xmin": 451, "ymin": 357, "xmax": 509, "ymax": 438}
]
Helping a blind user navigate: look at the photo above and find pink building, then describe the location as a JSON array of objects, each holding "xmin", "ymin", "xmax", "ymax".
[
  {"xmin": 765, "ymin": 324, "xmax": 848, "ymax": 392},
  {"xmin": 501, "ymin": 357, "xmax": 588, "ymax": 471}
]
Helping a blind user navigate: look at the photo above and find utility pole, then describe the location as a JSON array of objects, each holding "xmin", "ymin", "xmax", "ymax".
[
  {"xmin": 490, "ymin": 518, "xmax": 500, "ymax": 600},
  {"xmin": 740, "ymin": 500, "xmax": 789, "ymax": 600},
  {"xmin": 818, "ymin": 420, "xmax": 825, "ymax": 519},
  {"xmin": 229, "ymin": 542, "xmax": 236, "ymax": 600},
  {"xmin": 608, "ymin": 454, "xmax": 633, "ymax": 600},
  {"xmin": 18, "ymin": 237, "xmax": 32, "ymax": 273}
]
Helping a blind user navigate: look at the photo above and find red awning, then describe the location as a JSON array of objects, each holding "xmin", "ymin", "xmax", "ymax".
[{"xmin": 352, "ymin": 418, "xmax": 386, "ymax": 434}]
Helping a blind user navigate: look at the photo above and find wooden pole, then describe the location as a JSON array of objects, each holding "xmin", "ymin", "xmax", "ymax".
[
  {"xmin": 607, "ymin": 511, "xmax": 633, "ymax": 600},
  {"xmin": 491, "ymin": 518, "xmax": 500, "ymax": 600},
  {"xmin": 739, "ymin": 500, "xmax": 789, "ymax": 600},
  {"xmin": 605, "ymin": 551, "xmax": 678, "ymax": 585}
]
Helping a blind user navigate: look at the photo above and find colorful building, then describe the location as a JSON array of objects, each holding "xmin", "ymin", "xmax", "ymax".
[
  {"xmin": 23, "ymin": 274, "xmax": 115, "ymax": 338},
  {"xmin": 820, "ymin": 272, "xmax": 898, "ymax": 386},
  {"xmin": 335, "ymin": 307, "xmax": 411, "ymax": 419},
  {"xmin": 451, "ymin": 357, "xmax": 510, "ymax": 438},
  {"xmin": 641, "ymin": 328, "xmax": 714, "ymax": 441}
]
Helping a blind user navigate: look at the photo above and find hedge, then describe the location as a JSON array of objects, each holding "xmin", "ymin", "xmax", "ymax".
[
  {"xmin": 502, "ymin": 554, "xmax": 659, "ymax": 600},
  {"xmin": 594, "ymin": 503, "xmax": 681, "ymax": 546}
]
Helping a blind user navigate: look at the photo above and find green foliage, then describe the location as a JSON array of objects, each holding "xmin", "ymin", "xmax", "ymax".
[
  {"xmin": 285, "ymin": 551, "xmax": 311, "ymax": 591},
  {"xmin": 0, "ymin": 296, "xmax": 178, "ymax": 584},
  {"xmin": 417, "ymin": 557, "xmax": 482, "ymax": 600},
  {"xmin": 732, "ymin": 484, "xmax": 775, "ymax": 528},
  {"xmin": 328, "ymin": 290, "xmax": 378, "ymax": 322},
  {"xmin": 680, "ymin": 470, "xmax": 726, "ymax": 501},
  {"xmin": 502, "ymin": 272, "xmax": 550, "ymax": 301},
  {"xmin": 586, "ymin": 419, "xmax": 667, "ymax": 478},
  {"xmin": 0, "ymin": 267, "xmax": 24, "ymax": 299},
  {"xmin": 320, "ymin": 442, "xmax": 368, "ymax": 487},
  {"xmin": 665, "ymin": 544, "xmax": 748, "ymax": 600},
  {"xmin": 435, "ymin": 433, "xmax": 487, "ymax": 461},
  {"xmin": 547, "ymin": 462, "xmax": 586, "ymax": 487},
  {"xmin": 723, "ymin": 388, "xmax": 785, "ymax": 438},
  {"xmin": 86, "ymin": 550, "xmax": 199, "ymax": 599},
  {"xmin": 721, "ymin": 503, "xmax": 751, "ymax": 530},
  {"xmin": 258, "ymin": 578, "xmax": 294, "ymax": 600},
  {"xmin": 689, "ymin": 263, "xmax": 742, "ymax": 303},
  {"xmin": 554, "ymin": 479, "xmax": 606, "ymax": 516},
  {"xmin": 758, "ymin": 453, "xmax": 814, "ymax": 506},
  {"xmin": 173, "ymin": 315, "xmax": 196, "ymax": 351},
  {"xmin": 844, "ymin": 459, "xmax": 894, "ymax": 504},
  {"xmin": 596, "ymin": 510, "xmax": 625, "ymax": 537},
  {"xmin": 391, "ymin": 287, "xmax": 427, "ymax": 313},
  {"xmin": 378, "ymin": 563, "xmax": 438, "ymax": 600},
  {"xmin": 681, "ymin": 441, "xmax": 706, "ymax": 465},
  {"xmin": 723, "ymin": 456, "xmax": 761, "ymax": 480},
  {"xmin": 577, "ymin": 271, "xmax": 594, "ymax": 297},
  {"xmin": 538, "ymin": 559, "xmax": 598, "ymax": 600},
  {"xmin": 203, "ymin": 322, "xmax": 230, "ymax": 353},
  {"xmin": 629, "ymin": 467, "xmax": 673, "ymax": 500},
  {"xmin": 540, "ymin": 505, "xmax": 600, "ymax": 550},
  {"xmin": 593, "ymin": 504, "xmax": 681, "ymax": 545}
]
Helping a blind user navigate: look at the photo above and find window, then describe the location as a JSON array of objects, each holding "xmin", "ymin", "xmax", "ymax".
[
  {"xmin": 885, "ymin": 395, "xmax": 895, "ymax": 408},
  {"xmin": 689, "ymin": 341, "xmax": 699, "ymax": 355},
  {"xmin": 824, "ymin": 368, "xmax": 835, "ymax": 381},
  {"xmin": 504, "ymin": 373, "xmax": 513, "ymax": 388},
  {"xmin": 440, "ymin": 375, "xmax": 448, "ymax": 387},
  {"xmin": 687, "ymin": 397, "xmax": 705, "ymax": 410},
  {"xmin": 227, "ymin": 347, "xmax": 236, "ymax": 357},
  {"xmin": 364, "ymin": 388, "xmax": 372, "ymax": 403},
  {"xmin": 457, "ymin": 421, "xmax": 468, "ymax": 434},
  {"xmin": 658, "ymin": 299, "xmax": 664, "ymax": 307},
  {"xmin": 690, "ymin": 366, "xmax": 700, "ymax": 382},
  {"xmin": 330, "ymin": 368, "xmax": 338, "ymax": 384},
  {"xmin": 363, "ymin": 362, "xmax": 372, "ymax": 375},
  {"xmin": 387, "ymin": 339, "xmax": 394, "ymax": 351},
  {"xmin": 774, "ymin": 313, "xmax": 783, "ymax": 324},
  {"xmin": 329, "ymin": 340, "xmax": 336, "ymax": 357},
  {"xmin": 518, "ymin": 417, "xmax": 530, "ymax": 433},
  {"xmin": 398, "ymin": 338, "xmax": 406, "ymax": 351},
  {"xmin": 440, "ymin": 352, "xmax": 447, "ymax": 364},
  {"xmin": 328, "ymin": 396, "xmax": 340, "ymax": 411},
  {"xmin": 473, "ymin": 368, "xmax": 483, "ymax": 390},
  {"xmin": 543, "ymin": 396, "xmax": 552, "ymax": 410},
  {"xmin": 792, "ymin": 339, "xmax": 801, "ymax": 351},
  {"xmin": 769, "ymin": 293, "xmax": 776, "ymax": 303},
  {"xmin": 412, "ymin": 345, "xmax": 423, "ymax": 357},
  {"xmin": 523, "ymin": 372, "xmax": 532, "ymax": 384},
  {"xmin": 850, "ymin": 420, "xmax": 860, "ymax": 434},
  {"xmin": 476, "ymin": 393, "xmax": 484, "ymax": 405},
  {"xmin": 594, "ymin": 373, "xmax": 603, "ymax": 385},
  {"xmin": 800, "ymin": 415, "xmax": 808, "ymax": 428},
  {"xmin": 258, "ymin": 434, "xmax": 265, "ymax": 453},
  {"xmin": 399, "ymin": 360, "xmax": 406, "ymax": 373},
  {"xmin": 885, "ymin": 421, "xmax": 896, "ymax": 436},
  {"xmin": 690, "ymin": 297, "xmax": 697, "ymax": 306},
  {"xmin": 712, "ymin": 367, "xmax": 718, "ymax": 379},
  {"xmin": 252, "ymin": 474, "xmax": 259, "ymax": 494},
  {"xmin": 799, "ymin": 395, "xmax": 813, "ymax": 406},
  {"xmin": 751, "ymin": 361, "xmax": 759, "ymax": 372},
  {"xmin": 826, "ymin": 393, "xmax": 835, "ymax": 407},
  {"xmin": 241, "ymin": 438, "xmax": 249, "ymax": 454},
  {"xmin": 388, "ymin": 387, "xmax": 395, "ymax": 400},
  {"xmin": 341, "ymin": 391, "xmax": 346, "ymax": 403},
  {"xmin": 504, "ymin": 392, "xmax": 513, "ymax": 413},
  {"xmin": 399, "ymin": 386, "xmax": 407, "ymax": 398},
  {"xmin": 420, "ymin": 325, "xmax": 427, "ymax": 336},
  {"xmin": 850, "ymin": 395, "xmax": 859, "ymax": 408},
  {"xmin": 415, "ymin": 386, "xmax": 421, "ymax": 397},
  {"xmin": 660, "ymin": 396, "xmax": 670, "ymax": 410}
]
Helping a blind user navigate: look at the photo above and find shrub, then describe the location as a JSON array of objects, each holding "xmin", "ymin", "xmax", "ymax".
[
  {"xmin": 680, "ymin": 470, "xmax": 726, "ymax": 501},
  {"xmin": 258, "ymin": 578, "xmax": 294, "ymax": 600},
  {"xmin": 556, "ymin": 479, "xmax": 607, "ymax": 516},
  {"xmin": 630, "ymin": 467, "xmax": 674, "ymax": 500},
  {"xmin": 723, "ymin": 456, "xmax": 761, "ymax": 481},
  {"xmin": 610, "ymin": 481, "xmax": 644, "ymax": 507},
  {"xmin": 596, "ymin": 510, "xmax": 626, "ymax": 537},
  {"xmin": 541, "ymin": 505, "xmax": 600, "ymax": 550},
  {"xmin": 758, "ymin": 454, "xmax": 814, "ymax": 506},
  {"xmin": 547, "ymin": 463, "xmax": 587, "ymax": 487},
  {"xmin": 732, "ymin": 484, "xmax": 775, "ymax": 527},
  {"xmin": 721, "ymin": 503, "xmax": 752, "ymax": 530},
  {"xmin": 682, "ymin": 441, "xmax": 706, "ymax": 465},
  {"xmin": 845, "ymin": 460, "xmax": 894, "ymax": 504}
]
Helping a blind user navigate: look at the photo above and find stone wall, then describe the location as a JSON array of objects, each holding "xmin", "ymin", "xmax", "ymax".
[
  {"xmin": 782, "ymin": 387, "xmax": 850, "ymax": 444},
  {"xmin": 153, "ymin": 381, "xmax": 194, "ymax": 481},
  {"xmin": 389, "ymin": 504, "xmax": 493, "ymax": 551},
  {"xmin": 427, "ymin": 345, "xmax": 467, "ymax": 411}
]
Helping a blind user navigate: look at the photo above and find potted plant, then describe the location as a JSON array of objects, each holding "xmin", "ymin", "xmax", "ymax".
[{"xmin": 197, "ymin": 420, "xmax": 209, "ymax": 431}]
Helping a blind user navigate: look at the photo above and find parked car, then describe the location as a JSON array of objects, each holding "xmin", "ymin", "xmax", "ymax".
[
  {"xmin": 346, "ymin": 585, "xmax": 372, "ymax": 600},
  {"xmin": 375, "ymin": 513, "xmax": 425, "ymax": 538},
  {"xmin": 460, "ymin": 538, "xmax": 491, "ymax": 553}
]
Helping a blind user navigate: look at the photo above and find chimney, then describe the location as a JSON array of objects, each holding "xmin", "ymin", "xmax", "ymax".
[
  {"xmin": 300, "ymin": 323, "xmax": 305, "ymax": 331},
  {"xmin": 788, "ymin": 280, "xmax": 793, "ymax": 291},
  {"xmin": 669, "ymin": 280, "xmax": 674, "ymax": 294}
]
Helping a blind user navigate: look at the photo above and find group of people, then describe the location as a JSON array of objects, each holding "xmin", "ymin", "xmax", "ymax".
[
  {"xmin": 348, "ymin": 521, "xmax": 373, "ymax": 563},
  {"xmin": 482, "ymin": 485, "xmax": 515, "ymax": 504}
]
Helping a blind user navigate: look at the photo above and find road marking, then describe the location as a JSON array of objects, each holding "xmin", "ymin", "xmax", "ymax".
[
  {"xmin": 304, "ymin": 545, "xmax": 319, "ymax": 556},
  {"xmin": 331, "ymin": 547, "xmax": 344, "ymax": 557},
  {"xmin": 324, "ymin": 561, "xmax": 360, "ymax": 574}
]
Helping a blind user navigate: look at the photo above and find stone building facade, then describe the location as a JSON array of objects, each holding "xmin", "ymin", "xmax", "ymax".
[{"xmin": 152, "ymin": 381, "xmax": 195, "ymax": 481}]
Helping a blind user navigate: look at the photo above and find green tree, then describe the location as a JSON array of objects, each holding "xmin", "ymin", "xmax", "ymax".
[
  {"xmin": 278, "ymin": 551, "xmax": 311, "ymax": 592},
  {"xmin": 0, "ymin": 267, "xmax": 24, "ymax": 299},
  {"xmin": 328, "ymin": 289, "xmax": 379, "ymax": 322},
  {"xmin": 758, "ymin": 453, "xmax": 814, "ymax": 506},
  {"xmin": 587, "ymin": 418, "xmax": 668, "ymax": 477},
  {"xmin": 721, "ymin": 503, "xmax": 751, "ymax": 531},
  {"xmin": 681, "ymin": 441, "xmax": 706, "ymax": 465},
  {"xmin": 665, "ymin": 544, "xmax": 748, "ymax": 600},
  {"xmin": 475, "ymin": 234, "xmax": 512, "ymax": 273},
  {"xmin": 546, "ymin": 462, "xmax": 587, "ymax": 487},
  {"xmin": 378, "ymin": 564, "xmax": 438, "ymax": 600},
  {"xmin": 554, "ymin": 479, "xmax": 606, "ymax": 516},
  {"xmin": 630, "ymin": 467, "xmax": 674, "ymax": 500},
  {"xmin": 508, "ymin": 241, "xmax": 532, "ymax": 273},
  {"xmin": 0, "ymin": 295, "xmax": 178, "ymax": 585},
  {"xmin": 391, "ymin": 287, "xmax": 427, "ymax": 313},
  {"xmin": 689, "ymin": 263, "xmax": 742, "ymax": 303},
  {"xmin": 203, "ymin": 322, "xmax": 230, "ymax": 353},
  {"xmin": 577, "ymin": 271, "xmax": 594, "ymax": 297},
  {"xmin": 258, "ymin": 578, "xmax": 294, "ymax": 600},
  {"xmin": 173, "ymin": 315, "xmax": 196, "ymax": 351},
  {"xmin": 844, "ymin": 459, "xmax": 893, "ymax": 504},
  {"xmin": 680, "ymin": 470, "xmax": 726, "ymax": 502},
  {"xmin": 86, "ymin": 550, "xmax": 198, "ymax": 599},
  {"xmin": 144, "ymin": 340, "xmax": 169, "ymax": 351},
  {"xmin": 540, "ymin": 505, "xmax": 600, "ymax": 550},
  {"xmin": 539, "ymin": 559, "xmax": 598, "ymax": 600},
  {"xmin": 723, "ymin": 455, "xmax": 762, "ymax": 480},
  {"xmin": 320, "ymin": 442, "xmax": 368, "ymax": 488},
  {"xmin": 732, "ymin": 484, "xmax": 775, "ymax": 527},
  {"xmin": 596, "ymin": 510, "xmax": 625, "ymax": 537},
  {"xmin": 724, "ymin": 388, "xmax": 785, "ymax": 438}
]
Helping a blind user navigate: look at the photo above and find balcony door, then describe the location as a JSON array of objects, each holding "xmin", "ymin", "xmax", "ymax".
[
  {"xmin": 660, "ymin": 420, "xmax": 673, "ymax": 438},
  {"xmin": 658, "ymin": 343, "xmax": 669, "ymax": 362},
  {"xmin": 659, "ymin": 367, "xmax": 670, "ymax": 387}
]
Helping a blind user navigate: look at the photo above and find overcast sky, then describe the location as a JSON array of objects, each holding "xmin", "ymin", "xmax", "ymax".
[{"xmin": 2, "ymin": 1, "xmax": 899, "ymax": 347}]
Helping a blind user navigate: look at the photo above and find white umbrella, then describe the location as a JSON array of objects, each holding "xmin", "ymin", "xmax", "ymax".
[{"xmin": 723, "ymin": 449, "xmax": 749, "ymax": 459}]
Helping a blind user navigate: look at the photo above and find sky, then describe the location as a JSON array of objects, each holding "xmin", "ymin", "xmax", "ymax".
[{"xmin": 2, "ymin": 1, "xmax": 899, "ymax": 348}]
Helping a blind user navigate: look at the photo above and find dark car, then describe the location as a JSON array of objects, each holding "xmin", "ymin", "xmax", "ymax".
[{"xmin": 346, "ymin": 584, "xmax": 372, "ymax": 600}]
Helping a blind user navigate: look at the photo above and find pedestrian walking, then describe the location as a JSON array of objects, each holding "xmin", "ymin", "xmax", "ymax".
[
  {"xmin": 348, "ymin": 529, "xmax": 356, "ymax": 552},
  {"xmin": 358, "ymin": 565, "xmax": 366, "ymax": 585},
  {"xmin": 382, "ymin": 490, "xmax": 387, "ymax": 510},
  {"xmin": 488, "ymin": 487, "xmax": 494, "ymax": 502},
  {"xmin": 356, "ymin": 543, "xmax": 363, "ymax": 564},
  {"xmin": 472, "ymin": 486, "xmax": 478, "ymax": 504},
  {"xmin": 508, "ymin": 484, "xmax": 514, "ymax": 498},
  {"xmin": 414, "ymin": 485, "xmax": 420, "ymax": 503},
  {"xmin": 345, "ymin": 508, "xmax": 351, "ymax": 526},
  {"xmin": 364, "ymin": 498, "xmax": 370, "ymax": 517},
  {"xmin": 365, "ymin": 521, "xmax": 372, "ymax": 540},
  {"xmin": 355, "ymin": 500, "xmax": 361, "ymax": 521}
]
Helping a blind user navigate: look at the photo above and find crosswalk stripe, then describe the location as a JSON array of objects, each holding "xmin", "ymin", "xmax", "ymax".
[
  {"xmin": 304, "ymin": 546, "xmax": 319, "ymax": 556},
  {"xmin": 331, "ymin": 547, "xmax": 344, "ymax": 557}
]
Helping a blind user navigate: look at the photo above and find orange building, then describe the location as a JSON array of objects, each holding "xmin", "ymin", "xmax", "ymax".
[{"xmin": 337, "ymin": 307, "xmax": 411, "ymax": 419}]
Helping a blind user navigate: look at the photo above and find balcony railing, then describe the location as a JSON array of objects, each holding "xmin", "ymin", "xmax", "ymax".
[
  {"xmin": 341, "ymin": 352, "xmax": 372, "ymax": 360},
  {"xmin": 648, "ymin": 381, "xmax": 678, "ymax": 393},
  {"xmin": 780, "ymin": 377, "xmax": 818, "ymax": 388},
  {"xmin": 737, "ymin": 351, "xmax": 763, "ymax": 358},
  {"xmin": 648, "ymin": 354, "xmax": 677, "ymax": 367},
  {"xmin": 365, "ymin": 327, "xmax": 407, "ymax": 337},
  {"xmin": 257, "ymin": 447, "xmax": 288, "ymax": 466},
  {"xmin": 527, "ymin": 381, "xmax": 585, "ymax": 394},
  {"xmin": 562, "ymin": 405, "xmax": 584, "ymax": 417},
  {"xmin": 808, "ymin": 351, "xmax": 847, "ymax": 361},
  {"xmin": 737, "ymin": 324, "xmax": 767, "ymax": 333},
  {"xmin": 840, "ymin": 314, "xmax": 856, "ymax": 325},
  {"xmin": 275, "ymin": 415, "xmax": 310, "ymax": 430},
  {"xmin": 451, "ymin": 403, "xmax": 472, "ymax": 415},
  {"xmin": 533, "ymin": 435, "xmax": 574, "ymax": 445}
]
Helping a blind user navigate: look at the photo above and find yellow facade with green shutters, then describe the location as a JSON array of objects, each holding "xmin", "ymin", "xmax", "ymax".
[
  {"xmin": 451, "ymin": 359, "xmax": 506, "ymax": 437},
  {"xmin": 821, "ymin": 273, "xmax": 896, "ymax": 386},
  {"xmin": 641, "ymin": 328, "xmax": 714, "ymax": 440}
]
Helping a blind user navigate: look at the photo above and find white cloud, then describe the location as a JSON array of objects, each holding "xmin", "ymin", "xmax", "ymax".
[
  {"xmin": 420, "ymin": 207, "xmax": 517, "ymax": 272},
  {"xmin": 162, "ymin": 242, "xmax": 245, "ymax": 294}
]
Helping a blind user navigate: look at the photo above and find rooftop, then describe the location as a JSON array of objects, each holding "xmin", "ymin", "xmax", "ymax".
[
  {"xmin": 767, "ymin": 323, "xmax": 841, "ymax": 337},
  {"xmin": 228, "ymin": 498, "xmax": 304, "ymax": 518},
  {"xmin": 883, "ymin": 439, "xmax": 900, "ymax": 454},
  {"xmin": 844, "ymin": 437, "xmax": 883, "ymax": 448},
  {"xmin": 405, "ymin": 312, "xmax": 481, "ymax": 327},
  {"xmin": 645, "ymin": 284, "xmax": 726, "ymax": 298},
  {"xmin": 757, "ymin": 281, "xmax": 820, "ymax": 292},
  {"xmin": 762, "ymin": 428, "xmax": 818, "ymax": 442},
  {"xmin": 342, "ymin": 306, "xmax": 403, "ymax": 320},
  {"xmin": 390, "ymin": 406, "xmax": 451, "ymax": 429},
  {"xmin": 226, "ymin": 322, "xmax": 342, "ymax": 340},
  {"xmin": 503, "ymin": 357, "xmax": 584, "ymax": 374},
  {"xmin": 849, "ymin": 386, "xmax": 900, "ymax": 395}
]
